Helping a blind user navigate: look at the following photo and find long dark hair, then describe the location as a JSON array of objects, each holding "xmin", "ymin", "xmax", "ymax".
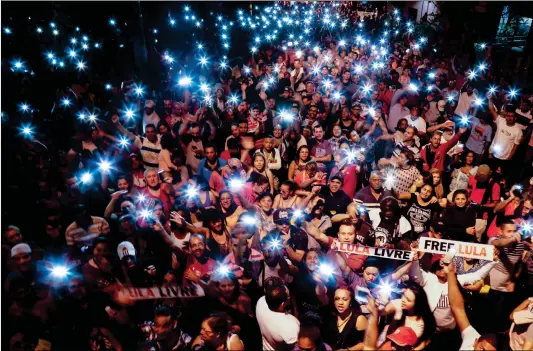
[{"xmin": 388, "ymin": 281, "xmax": 436, "ymax": 344}]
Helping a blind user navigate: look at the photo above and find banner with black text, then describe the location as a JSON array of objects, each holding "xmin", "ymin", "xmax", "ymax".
[
  {"xmin": 117, "ymin": 284, "xmax": 205, "ymax": 301},
  {"xmin": 419, "ymin": 237, "xmax": 494, "ymax": 261},
  {"xmin": 334, "ymin": 242, "xmax": 414, "ymax": 261}
]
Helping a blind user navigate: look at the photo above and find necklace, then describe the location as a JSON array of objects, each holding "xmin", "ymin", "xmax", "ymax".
[{"xmin": 337, "ymin": 312, "xmax": 352, "ymax": 329}]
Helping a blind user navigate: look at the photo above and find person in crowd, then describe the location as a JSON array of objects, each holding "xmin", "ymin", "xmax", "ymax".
[
  {"xmin": 6, "ymin": 4, "xmax": 533, "ymax": 350},
  {"xmin": 441, "ymin": 189, "xmax": 478, "ymax": 242}
]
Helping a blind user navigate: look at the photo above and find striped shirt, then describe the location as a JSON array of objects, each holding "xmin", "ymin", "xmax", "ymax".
[
  {"xmin": 134, "ymin": 135, "xmax": 162, "ymax": 170},
  {"xmin": 65, "ymin": 216, "xmax": 110, "ymax": 246},
  {"xmin": 393, "ymin": 134, "xmax": 421, "ymax": 160},
  {"xmin": 488, "ymin": 235, "xmax": 525, "ymax": 292}
]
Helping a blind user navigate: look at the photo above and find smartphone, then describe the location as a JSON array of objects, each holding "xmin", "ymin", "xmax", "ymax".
[
  {"xmin": 443, "ymin": 248, "xmax": 457, "ymax": 264},
  {"xmin": 355, "ymin": 287, "xmax": 371, "ymax": 304}
]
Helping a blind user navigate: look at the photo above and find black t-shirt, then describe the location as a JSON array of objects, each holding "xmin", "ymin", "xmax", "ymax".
[{"xmin": 405, "ymin": 193, "xmax": 440, "ymax": 235}]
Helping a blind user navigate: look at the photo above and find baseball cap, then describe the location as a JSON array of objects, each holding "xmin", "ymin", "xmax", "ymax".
[
  {"xmin": 430, "ymin": 254, "xmax": 444, "ymax": 267},
  {"xmin": 330, "ymin": 174, "xmax": 344, "ymax": 184},
  {"xmin": 351, "ymin": 102, "xmax": 362, "ymax": 109},
  {"xmin": 11, "ymin": 243, "xmax": 32, "ymax": 258},
  {"xmin": 273, "ymin": 209, "xmax": 291, "ymax": 224},
  {"xmin": 228, "ymin": 158, "xmax": 243, "ymax": 170},
  {"xmin": 145, "ymin": 100, "xmax": 155, "ymax": 108},
  {"xmin": 284, "ymin": 86, "xmax": 292, "ymax": 92},
  {"xmin": 117, "ymin": 241, "xmax": 136, "ymax": 260},
  {"xmin": 387, "ymin": 327, "xmax": 418, "ymax": 347},
  {"xmin": 292, "ymin": 102, "xmax": 299, "ymax": 109}
]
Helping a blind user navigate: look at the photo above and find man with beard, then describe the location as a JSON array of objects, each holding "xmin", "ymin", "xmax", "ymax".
[
  {"xmin": 112, "ymin": 114, "xmax": 162, "ymax": 170},
  {"xmin": 152, "ymin": 305, "xmax": 192, "ymax": 351},
  {"xmin": 154, "ymin": 217, "xmax": 215, "ymax": 286},
  {"xmin": 258, "ymin": 233, "xmax": 297, "ymax": 288},
  {"xmin": 420, "ymin": 127, "xmax": 467, "ymax": 172},
  {"xmin": 196, "ymin": 143, "xmax": 227, "ymax": 185},
  {"xmin": 180, "ymin": 122, "xmax": 205, "ymax": 174}
]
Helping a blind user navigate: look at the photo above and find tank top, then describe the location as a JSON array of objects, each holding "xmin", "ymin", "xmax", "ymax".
[{"xmin": 140, "ymin": 186, "xmax": 172, "ymax": 216}]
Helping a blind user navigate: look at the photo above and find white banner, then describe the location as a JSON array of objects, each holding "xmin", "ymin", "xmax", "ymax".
[
  {"xmin": 117, "ymin": 284, "xmax": 205, "ymax": 301},
  {"xmin": 335, "ymin": 242, "xmax": 414, "ymax": 261},
  {"xmin": 419, "ymin": 237, "xmax": 494, "ymax": 261}
]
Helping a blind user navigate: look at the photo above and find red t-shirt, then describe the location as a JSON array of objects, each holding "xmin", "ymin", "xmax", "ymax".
[
  {"xmin": 182, "ymin": 256, "xmax": 216, "ymax": 286},
  {"xmin": 468, "ymin": 177, "xmax": 500, "ymax": 204}
]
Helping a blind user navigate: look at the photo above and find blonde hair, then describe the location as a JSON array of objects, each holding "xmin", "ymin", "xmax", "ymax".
[{"xmin": 429, "ymin": 168, "xmax": 444, "ymax": 199}]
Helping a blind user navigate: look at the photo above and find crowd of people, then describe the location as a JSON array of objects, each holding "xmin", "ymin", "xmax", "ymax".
[{"xmin": 4, "ymin": 2, "xmax": 533, "ymax": 351}]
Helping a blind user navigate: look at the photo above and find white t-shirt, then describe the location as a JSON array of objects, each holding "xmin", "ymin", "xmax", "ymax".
[
  {"xmin": 407, "ymin": 115, "xmax": 427, "ymax": 133},
  {"xmin": 490, "ymin": 116, "xmax": 523, "ymax": 160},
  {"xmin": 454, "ymin": 92, "xmax": 477, "ymax": 117},
  {"xmin": 256, "ymin": 296, "xmax": 300, "ymax": 351},
  {"xmin": 460, "ymin": 325, "xmax": 481, "ymax": 350},
  {"xmin": 433, "ymin": 292, "xmax": 456, "ymax": 331}
]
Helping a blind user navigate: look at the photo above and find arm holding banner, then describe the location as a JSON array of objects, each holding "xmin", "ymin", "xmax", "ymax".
[
  {"xmin": 490, "ymin": 233, "xmax": 521, "ymax": 248},
  {"xmin": 408, "ymin": 260, "xmax": 428, "ymax": 286},
  {"xmin": 445, "ymin": 262, "xmax": 472, "ymax": 333},
  {"xmin": 457, "ymin": 261, "xmax": 497, "ymax": 286}
]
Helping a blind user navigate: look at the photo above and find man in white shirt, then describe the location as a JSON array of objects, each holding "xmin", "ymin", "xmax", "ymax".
[
  {"xmin": 143, "ymin": 100, "xmax": 160, "ymax": 133},
  {"xmin": 387, "ymin": 93, "xmax": 410, "ymax": 132},
  {"xmin": 445, "ymin": 261, "xmax": 499, "ymax": 350},
  {"xmin": 406, "ymin": 106, "xmax": 427, "ymax": 136},
  {"xmin": 454, "ymin": 83, "xmax": 477, "ymax": 117},
  {"xmin": 488, "ymin": 101, "xmax": 523, "ymax": 163},
  {"xmin": 256, "ymin": 277, "xmax": 300, "ymax": 351}
]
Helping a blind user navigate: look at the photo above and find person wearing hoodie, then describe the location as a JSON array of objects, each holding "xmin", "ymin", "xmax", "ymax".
[
  {"xmin": 420, "ymin": 126, "xmax": 467, "ymax": 172},
  {"xmin": 441, "ymin": 190, "xmax": 477, "ymax": 242}
]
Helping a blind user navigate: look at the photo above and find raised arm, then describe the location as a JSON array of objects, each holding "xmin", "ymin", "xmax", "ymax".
[
  {"xmin": 446, "ymin": 262, "xmax": 471, "ymax": 332},
  {"xmin": 111, "ymin": 115, "xmax": 137, "ymax": 141}
]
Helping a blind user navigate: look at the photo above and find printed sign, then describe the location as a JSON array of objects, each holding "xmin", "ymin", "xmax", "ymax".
[
  {"xmin": 117, "ymin": 284, "xmax": 205, "ymax": 301},
  {"xmin": 419, "ymin": 237, "xmax": 494, "ymax": 261},
  {"xmin": 335, "ymin": 242, "xmax": 414, "ymax": 261}
]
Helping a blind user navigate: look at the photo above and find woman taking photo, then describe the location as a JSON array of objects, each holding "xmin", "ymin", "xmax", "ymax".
[
  {"xmin": 324, "ymin": 287, "xmax": 367, "ymax": 350},
  {"xmin": 380, "ymin": 281, "xmax": 436, "ymax": 350},
  {"xmin": 288, "ymin": 145, "xmax": 311, "ymax": 181},
  {"xmin": 292, "ymin": 249, "xmax": 334, "ymax": 318},
  {"xmin": 191, "ymin": 313, "xmax": 245, "ymax": 351},
  {"xmin": 441, "ymin": 189, "xmax": 477, "ymax": 242}
]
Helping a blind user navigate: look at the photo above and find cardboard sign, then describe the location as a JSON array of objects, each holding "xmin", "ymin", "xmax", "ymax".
[
  {"xmin": 419, "ymin": 237, "xmax": 494, "ymax": 261},
  {"xmin": 117, "ymin": 284, "xmax": 205, "ymax": 301},
  {"xmin": 335, "ymin": 242, "xmax": 414, "ymax": 261}
]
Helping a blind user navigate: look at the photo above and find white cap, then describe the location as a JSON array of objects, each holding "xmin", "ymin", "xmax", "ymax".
[
  {"xmin": 144, "ymin": 100, "xmax": 155, "ymax": 108},
  {"xmin": 117, "ymin": 241, "xmax": 136, "ymax": 260},
  {"xmin": 11, "ymin": 243, "xmax": 31, "ymax": 257}
]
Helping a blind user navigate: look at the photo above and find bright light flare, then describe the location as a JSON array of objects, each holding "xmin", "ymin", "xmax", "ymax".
[
  {"xmin": 51, "ymin": 265, "xmax": 70, "ymax": 278},
  {"xmin": 178, "ymin": 76, "xmax": 192, "ymax": 86}
]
